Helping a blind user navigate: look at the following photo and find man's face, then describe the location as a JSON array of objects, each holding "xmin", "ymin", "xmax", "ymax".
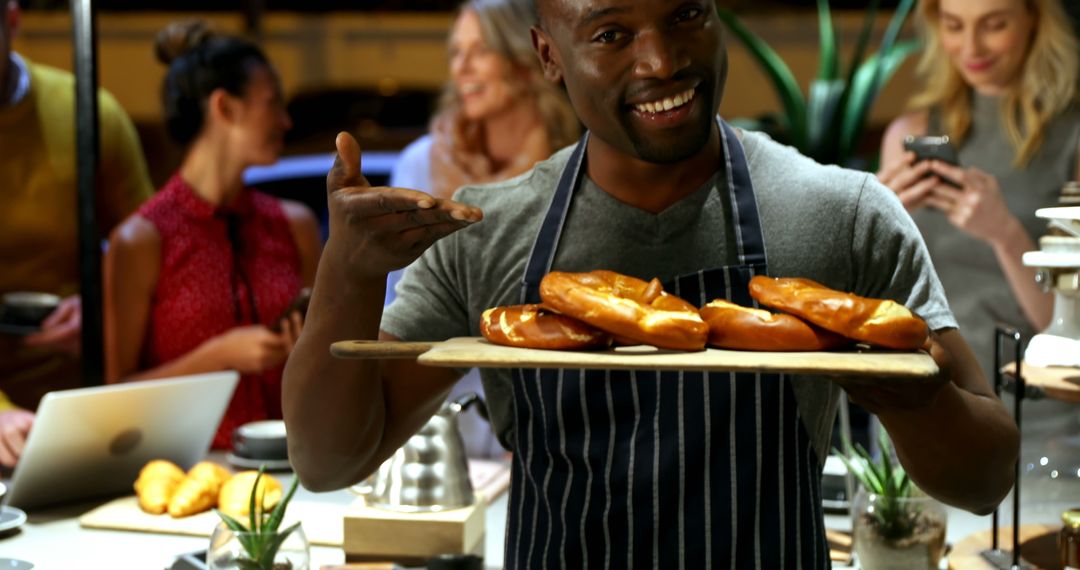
[{"xmin": 534, "ymin": 0, "xmax": 727, "ymax": 164}]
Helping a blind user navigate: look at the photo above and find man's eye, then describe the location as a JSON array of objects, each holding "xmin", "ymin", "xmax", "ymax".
[
  {"xmin": 675, "ymin": 7, "xmax": 703, "ymax": 23},
  {"xmin": 593, "ymin": 29, "xmax": 622, "ymax": 44}
]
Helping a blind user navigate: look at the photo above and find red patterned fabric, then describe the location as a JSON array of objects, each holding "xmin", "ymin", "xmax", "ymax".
[{"xmin": 138, "ymin": 174, "xmax": 302, "ymax": 449}]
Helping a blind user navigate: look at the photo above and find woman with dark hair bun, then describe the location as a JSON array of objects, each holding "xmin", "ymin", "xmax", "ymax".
[{"xmin": 103, "ymin": 20, "xmax": 322, "ymax": 450}]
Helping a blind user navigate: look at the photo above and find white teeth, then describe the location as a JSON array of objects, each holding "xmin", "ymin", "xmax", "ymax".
[{"xmin": 634, "ymin": 87, "xmax": 696, "ymax": 114}]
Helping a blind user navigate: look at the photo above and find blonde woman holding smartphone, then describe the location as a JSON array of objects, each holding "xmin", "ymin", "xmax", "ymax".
[{"xmin": 878, "ymin": 0, "xmax": 1080, "ymax": 378}]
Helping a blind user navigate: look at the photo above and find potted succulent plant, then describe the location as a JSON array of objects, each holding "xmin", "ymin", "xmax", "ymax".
[
  {"xmin": 837, "ymin": 430, "xmax": 947, "ymax": 570},
  {"xmin": 209, "ymin": 468, "xmax": 308, "ymax": 570}
]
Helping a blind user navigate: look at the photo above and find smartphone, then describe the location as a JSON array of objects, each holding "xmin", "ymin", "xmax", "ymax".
[
  {"xmin": 903, "ymin": 135, "xmax": 959, "ymax": 166},
  {"xmin": 269, "ymin": 287, "xmax": 311, "ymax": 333}
]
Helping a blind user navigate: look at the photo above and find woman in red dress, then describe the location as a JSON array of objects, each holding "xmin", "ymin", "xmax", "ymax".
[{"xmin": 104, "ymin": 21, "xmax": 321, "ymax": 449}]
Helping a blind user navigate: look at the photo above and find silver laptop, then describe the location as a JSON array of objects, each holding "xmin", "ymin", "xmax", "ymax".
[{"xmin": 4, "ymin": 371, "xmax": 238, "ymax": 510}]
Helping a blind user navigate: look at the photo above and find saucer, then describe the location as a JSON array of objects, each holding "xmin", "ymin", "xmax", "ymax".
[
  {"xmin": 0, "ymin": 505, "xmax": 27, "ymax": 534},
  {"xmin": 225, "ymin": 452, "xmax": 292, "ymax": 472}
]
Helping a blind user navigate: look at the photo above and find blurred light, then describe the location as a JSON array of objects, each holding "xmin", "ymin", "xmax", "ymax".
[
  {"xmin": 1051, "ymin": 470, "xmax": 1060, "ymax": 479},
  {"xmin": 1040, "ymin": 456, "xmax": 1049, "ymax": 466},
  {"xmin": 378, "ymin": 78, "xmax": 400, "ymax": 97}
]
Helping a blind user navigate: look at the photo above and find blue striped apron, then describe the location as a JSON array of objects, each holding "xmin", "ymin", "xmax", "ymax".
[{"xmin": 505, "ymin": 120, "xmax": 829, "ymax": 569}]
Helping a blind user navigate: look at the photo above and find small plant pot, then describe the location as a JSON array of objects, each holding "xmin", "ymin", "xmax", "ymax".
[
  {"xmin": 208, "ymin": 522, "xmax": 310, "ymax": 570},
  {"xmin": 852, "ymin": 490, "xmax": 947, "ymax": 570}
]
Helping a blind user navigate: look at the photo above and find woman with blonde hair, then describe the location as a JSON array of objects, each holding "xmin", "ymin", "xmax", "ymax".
[
  {"xmin": 388, "ymin": 0, "xmax": 578, "ymax": 458},
  {"xmin": 877, "ymin": 0, "xmax": 1080, "ymax": 377},
  {"xmin": 391, "ymin": 0, "xmax": 579, "ymax": 200}
]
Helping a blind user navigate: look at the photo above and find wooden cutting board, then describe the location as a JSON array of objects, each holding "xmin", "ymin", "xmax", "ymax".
[
  {"xmin": 79, "ymin": 497, "xmax": 346, "ymax": 546},
  {"xmin": 333, "ymin": 337, "xmax": 939, "ymax": 380},
  {"xmin": 77, "ymin": 460, "xmax": 511, "ymax": 545}
]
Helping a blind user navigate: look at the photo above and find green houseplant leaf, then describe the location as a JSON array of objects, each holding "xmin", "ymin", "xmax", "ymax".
[
  {"xmin": 214, "ymin": 465, "xmax": 304, "ymax": 569},
  {"xmin": 839, "ymin": 38, "xmax": 919, "ymax": 159},
  {"xmin": 716, "ymin": 8, "xmax": 807, "ymax": 149},
  {"xmin": 719, "ymin": 2, "xmax": 917, "ymax": 167},
  {"xmin": 835, "ymin": 432, "xmax": 918, "ymax": 541}
]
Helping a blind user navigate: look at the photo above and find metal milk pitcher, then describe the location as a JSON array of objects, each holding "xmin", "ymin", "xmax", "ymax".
[{"xmin": 361, "ymin": 393, "xmax": 486, "ymax": 512}]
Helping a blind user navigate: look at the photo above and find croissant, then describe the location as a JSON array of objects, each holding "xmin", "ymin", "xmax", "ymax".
[
  {"xmin": 218, "ymin": 471, "xmax": 283, "ymax": 520},
  {"xmin": 134, "ymin": 460, "xmax": 185, "ymax": 515},
  {"xmin": 168, "ymin": 461, "xmax": 233, "ymax": 518}
]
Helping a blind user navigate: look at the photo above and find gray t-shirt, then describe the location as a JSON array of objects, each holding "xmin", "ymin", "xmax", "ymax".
[{"xmin": 382, "ymin": 130, "xmax": 956, "ymax": 462}]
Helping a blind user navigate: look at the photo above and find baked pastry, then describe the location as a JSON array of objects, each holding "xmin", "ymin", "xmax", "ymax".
[
  {"xmin": 168, "ymin": 461, "xmax": 232, "ymax": 518},
  {"xmin": 699, "ymin": 298, "xmax": 848, "ymax": 351},
  {"xmin": 217, "ymin": 470, "xmax": 283, "ymax": 520},
  {"xmin": 748, "ymin": 276, "xmax": 929, "ymax": 350},
  {"xmin": 134, "ymin": 459, "xmax": 185, "ymax": 515},
  {"xmin": 540, "ymin": 270, "xmax": 708, "ymax": 351},
  {"xmin": 480, "ymin": 304, "xmax": 610, "ymax": 349}
]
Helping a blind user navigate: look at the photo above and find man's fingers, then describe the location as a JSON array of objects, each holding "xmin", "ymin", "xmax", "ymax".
[
  {"xmin": 338, "ymin": 189, "xmax": 483, "ymax": 222},
  {"xmin": 327, "ymin": 131, "xmax": 370, "ymax": 193},
  {"xmin": 398, "ymin": 219, "xmax": 476, "ymax": 250}
]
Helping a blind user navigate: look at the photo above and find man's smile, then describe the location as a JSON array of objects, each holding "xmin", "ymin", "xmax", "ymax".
[{"xmin": 631, "ymin": 86, "xmax": 696, "ymax": 114}]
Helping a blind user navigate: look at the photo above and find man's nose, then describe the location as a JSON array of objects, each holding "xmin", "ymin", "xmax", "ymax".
[{"xmin": 632, "ymin": 29, "xmax": 688, "ymax": 79}]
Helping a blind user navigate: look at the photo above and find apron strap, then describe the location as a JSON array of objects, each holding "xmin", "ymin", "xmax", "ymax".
[
  {"xmin": 719, "ymin": 120, "xmax": 767, "ymax": 267},
  {"xmin": 520, "ymin": 132, "xmax": 590, "ymax": 304}
]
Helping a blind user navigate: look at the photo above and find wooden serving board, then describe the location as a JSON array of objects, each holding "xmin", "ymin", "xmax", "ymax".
[
  {"xmin": 333, "ymin": 337, "xmax": 939, "ymax": 380},
  {"xmin": 1002, "ymin": 362, "xmax": 1080, "ymax": 404}
]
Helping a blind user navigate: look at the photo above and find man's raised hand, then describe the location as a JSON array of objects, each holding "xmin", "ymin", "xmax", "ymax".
[{"xmin": 325, "ymin": 132, "xmax": 482, "ymax": 279}]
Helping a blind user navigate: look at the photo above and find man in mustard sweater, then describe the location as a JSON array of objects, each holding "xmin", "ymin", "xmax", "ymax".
[{"xmin": 0, "ymin": 0, "xmax": 152, "ymax": 467}]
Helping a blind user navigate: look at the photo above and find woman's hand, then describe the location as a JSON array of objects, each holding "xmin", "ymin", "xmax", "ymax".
[
  {"xmin": 923, "ymin": 161, "xmax": 1017, "ymax": 246},
  {"xmin": 277, "ymin": 311, "xmax": 304, "ymax": 354},
  {"xmin": 876, "ymin": 151, "xmax": 940, "ymax": 212},
  {"xmin": 0, "ymin": 409, "xmax": 34, "ymax": 468},
  {"xmin": 24, "ymin": 295, "xmax": 82, "ymax": 356},
  {"xmin": 210, "ymin": 326, "xmax": 289, "ymax": 374}
]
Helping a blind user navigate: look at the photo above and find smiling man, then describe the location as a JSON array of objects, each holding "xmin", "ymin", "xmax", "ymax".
[{"xmin": 285, "ymin": 0, "xmax": 1019, "ymax": 567}]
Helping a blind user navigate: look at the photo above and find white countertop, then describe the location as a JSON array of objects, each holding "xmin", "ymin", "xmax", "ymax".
[
  {"xmin": 1, "ymin": 468, "xmax": 1073, "ymax": 569},
  {"xmin": 0, "ymin": 468, "xmax": 509, "ymax": 570}
]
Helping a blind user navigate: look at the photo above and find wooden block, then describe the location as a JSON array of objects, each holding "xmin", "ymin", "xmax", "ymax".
[{"xmin": 342, "ymin": 496, "xmax": 485, "ymax": 560}]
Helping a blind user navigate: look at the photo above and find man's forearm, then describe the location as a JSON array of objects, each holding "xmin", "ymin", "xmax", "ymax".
[
  {"xmin": 878, "ymin": 382, "xmax": 1018, "ymax": 515},
  {"xmin": 283, "ymin": 245, "xmax": 389, "ymax": 491}
]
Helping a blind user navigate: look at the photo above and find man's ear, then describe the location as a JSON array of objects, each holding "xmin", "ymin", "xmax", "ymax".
[{"xmin": 531, "ymin": 26, "xmax": 563, "ymax": 84}]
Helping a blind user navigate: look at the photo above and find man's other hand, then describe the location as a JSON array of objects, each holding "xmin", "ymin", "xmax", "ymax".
[{"xmin": 325, "ymin": 132, "xmax": 483, "ymax": 281}]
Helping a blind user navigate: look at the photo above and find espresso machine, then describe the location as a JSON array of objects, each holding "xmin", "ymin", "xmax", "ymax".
[
  {"xmin": 1018, "ymin": 206, "xmax": 1080, "ymax": 497},
  {"xmin": 1023, "ymin": 206, "xmax": 1080, "ymax": 365}
]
